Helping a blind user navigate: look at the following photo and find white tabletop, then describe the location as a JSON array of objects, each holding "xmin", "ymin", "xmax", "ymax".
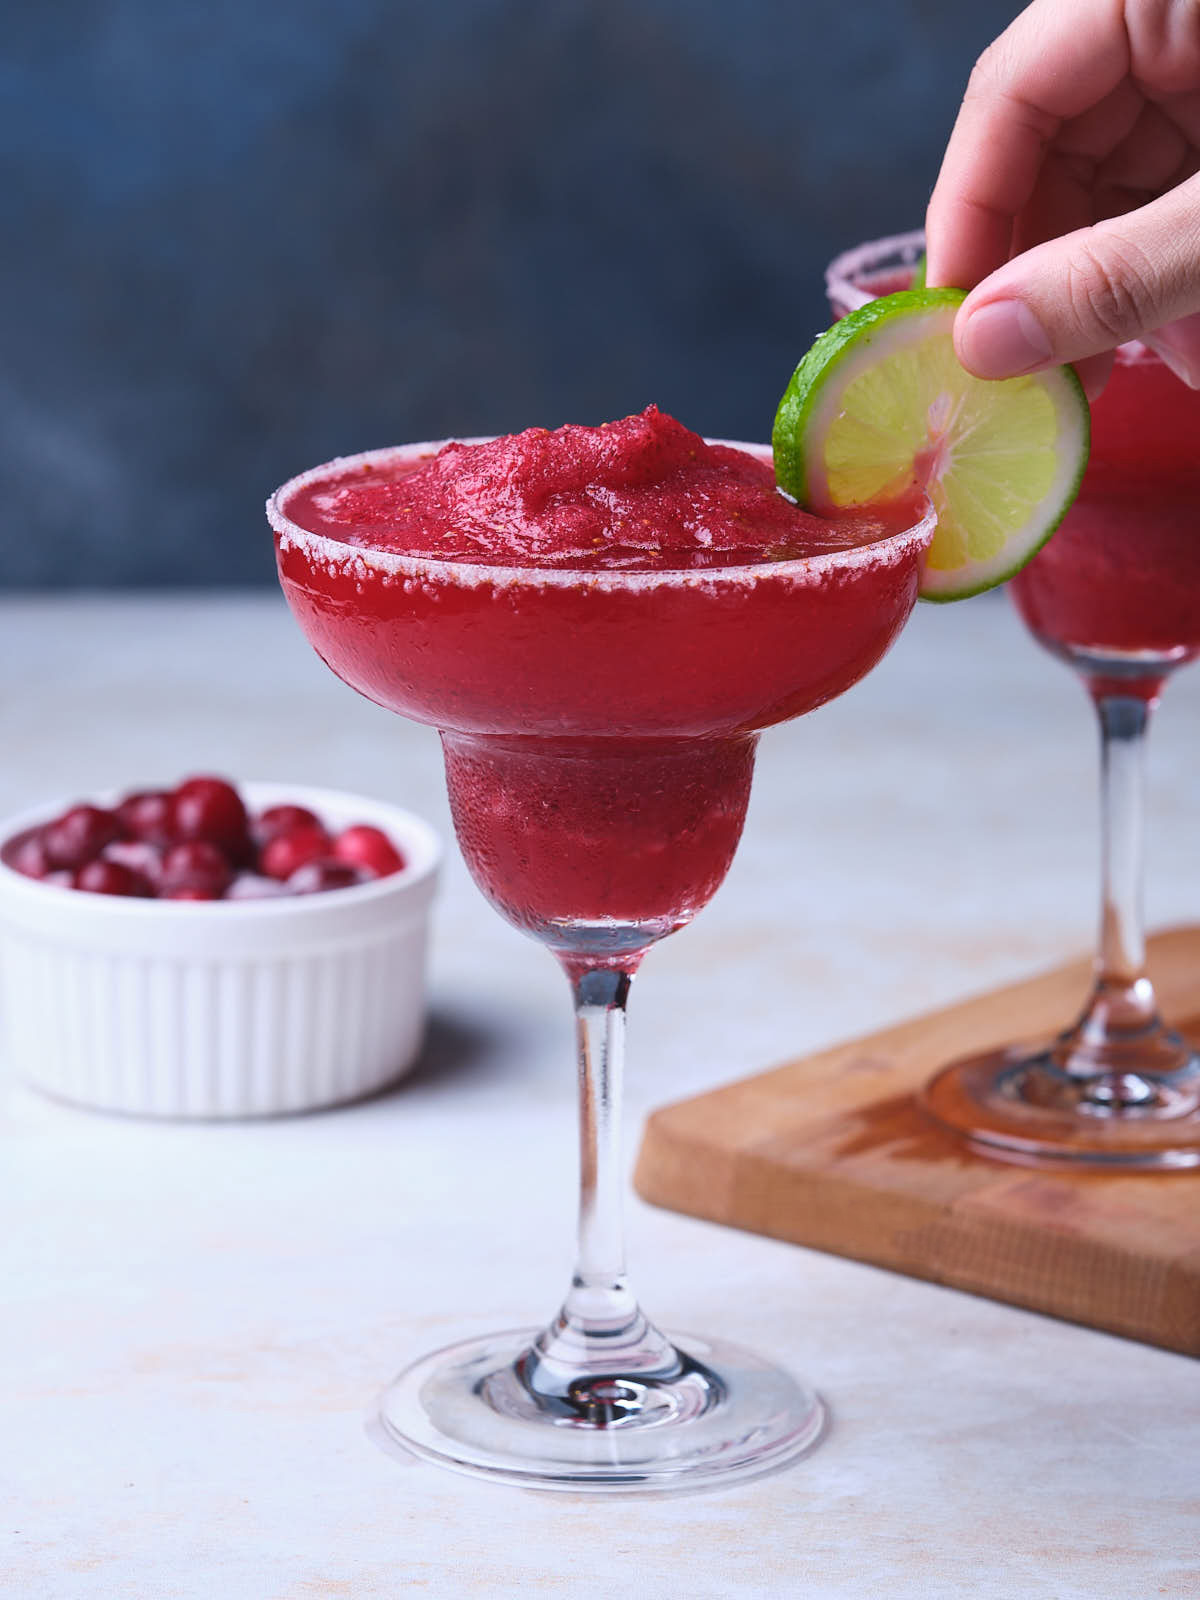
[{"xmin": 3, "ymin": 592, "xmax": 1198, "ymax": 1599}]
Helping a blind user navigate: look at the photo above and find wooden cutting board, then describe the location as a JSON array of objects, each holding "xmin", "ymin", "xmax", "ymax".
[{"xmin": 634, "ymin": 926, "xmax": 1200, "ymax": 1356}]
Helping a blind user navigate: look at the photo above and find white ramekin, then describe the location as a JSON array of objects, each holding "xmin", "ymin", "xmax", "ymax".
[{"xmin": 0, "ymin": 781, "xmax": 441, "ymax": 1118}]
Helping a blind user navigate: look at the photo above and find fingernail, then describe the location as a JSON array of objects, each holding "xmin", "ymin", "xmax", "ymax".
[{"xmin": 959, "ymin": 299, "xmax": 1053, "ymax": 378}]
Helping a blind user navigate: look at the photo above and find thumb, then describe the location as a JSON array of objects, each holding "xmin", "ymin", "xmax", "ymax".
[{"xmin": 954, "ymin": 174, "xmax": 1200, "ymax": 387}]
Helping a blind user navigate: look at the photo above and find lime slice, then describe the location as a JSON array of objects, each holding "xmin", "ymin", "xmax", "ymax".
[
  {"xmin": 773, "ymin": 288, "xmax": 1090, "ymax": 601},
  {"xmin": 910, "ymin": 253, "xmax": 927, "ymax": 290}
]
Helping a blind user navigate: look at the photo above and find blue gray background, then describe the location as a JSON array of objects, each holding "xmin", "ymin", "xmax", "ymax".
[{"xmin": 4, "ymin": 0, "xmax": 1018, "ymax": 587}]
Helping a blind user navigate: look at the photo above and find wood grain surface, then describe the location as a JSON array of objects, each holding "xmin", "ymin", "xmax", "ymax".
[{"xmin": 634, "ymin": 927, "xmax": 1200, "ymax": 1356}]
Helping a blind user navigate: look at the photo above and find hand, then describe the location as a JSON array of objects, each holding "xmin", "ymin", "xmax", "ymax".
[{"xmin": 925, "ymin": 0, "xmax": 1200, "ymax": 396}]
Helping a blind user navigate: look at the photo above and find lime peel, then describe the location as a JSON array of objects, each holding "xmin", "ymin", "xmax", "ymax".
[{"xmin": 773, "ymin": 288, "xmax": 1090, "ymax": 602}]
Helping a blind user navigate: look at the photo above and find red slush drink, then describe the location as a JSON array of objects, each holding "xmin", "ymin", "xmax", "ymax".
[
  {"xmin": 273, "ymin": 408, "xmax": 930, "ymax": 948},
  {"xmin": 1010, "ymin": 345, "xmax": 1200, "ymax": 672}
]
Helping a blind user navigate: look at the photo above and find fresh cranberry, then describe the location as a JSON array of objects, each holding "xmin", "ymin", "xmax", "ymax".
[
  {"xmin": 161, "ymin": 840, "xmax": 233, "ymax": 899},
  {"xmin": 332, "ymin": 823, "xmax": 405, "ymax": 878},
  {"xmin": 103, "ymin": 840, "xmax": 165, "ymax": 888},
  {"xmin": 287, "ymin": 859, "xmax": 361, "ymax": 894},
  {"xmin": 42, "ymin": 806, "xmax": 122, "ymax": 871},
  {"xmin": 171, "ymin": 776, "xmax": 250, "ymax": 856},
  {"xmin": 74, "ymin": 858, "xmax": 153, "ymax": 897},
  {"xmin": 116, "ymin": 789, "xmax": 176, "ymax": 845},
  {"xmin": 259, "ymin": 824, "xmax": 331, "ymax": 881},
  {"xmin": 6, "ymin": 829, "xmax": 52, "ymax": 879},
  {"xmin": 253, "ymin": 804, "xmax": 322, "ymax": 847}
]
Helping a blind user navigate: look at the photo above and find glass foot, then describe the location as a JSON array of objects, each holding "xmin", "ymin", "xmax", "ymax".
[
  {"xmin": 921, "ymin": 1043, "xmax": 1200, "ymax": 1169},
  {"xmin": 375, "ymin": 1327, "xmax": 825, "ymax": 1493}
]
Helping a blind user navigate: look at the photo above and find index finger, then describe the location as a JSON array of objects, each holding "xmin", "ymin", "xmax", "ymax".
[{"xmin": 925, "ymin": 0, "xmax": 1132, "ymax": 289}]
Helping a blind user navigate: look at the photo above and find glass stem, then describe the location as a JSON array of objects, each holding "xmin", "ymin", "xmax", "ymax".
[
  {"xmin": 570, "ymin": 967, "xmax": 635, "ymax": 1318},
  {"xmin": 1093, "ymin": 692, "xmax": 1152, "ymax": 1013},
  {"xmin": 518, "ymin": 962, "xmax": 681, "ymax": 1415},
  {"xmin": 1055, "ymin": 688, "xmax": 1189, "ymax": 1098}
]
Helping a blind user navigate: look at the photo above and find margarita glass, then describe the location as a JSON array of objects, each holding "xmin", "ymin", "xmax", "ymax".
[
  {"xmin": 829, "ymin": 232, "xmax": 1200, "ymax": 1169},
  {"xmin": 269, "ymin": 424, "xmax": 934, "ymax": 1491}
]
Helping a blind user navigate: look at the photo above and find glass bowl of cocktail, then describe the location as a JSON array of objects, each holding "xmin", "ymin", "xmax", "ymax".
[
  {"xmin": 269, "ymin": 408, "xmax": 935, "ymax": 1492},
  {"xmin": 828, "ymin": 232, "xmax": 1200, "ymax": 1170}
]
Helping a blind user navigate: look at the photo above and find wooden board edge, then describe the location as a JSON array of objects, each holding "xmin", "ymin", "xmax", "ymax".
[{"xmin": 634, "ymin": 1116, "xmax": 1200, "ymax": 1359}]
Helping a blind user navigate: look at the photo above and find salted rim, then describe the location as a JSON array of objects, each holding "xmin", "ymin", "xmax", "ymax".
[
  {"xmin": 266, "ymin": 438, "xmax": 936, "ymax": 592},
  {"xmin": 825, "ymin": 229, "xmax": 929, "ymax": 313},
  {"xmin": 825, "ymin": 229, "xmax": 1154, "ymax": 367}
]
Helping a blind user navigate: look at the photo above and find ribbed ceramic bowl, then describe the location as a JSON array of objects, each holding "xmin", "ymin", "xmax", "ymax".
[{"xmin": 0, "ymin": 782, "xmax": 441, "ymax": 1118}]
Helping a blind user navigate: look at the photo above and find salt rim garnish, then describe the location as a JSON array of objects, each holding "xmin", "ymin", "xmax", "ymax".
[{"xmin": 268, "ymin": 439, "xmax": 936, "ymax": 595}]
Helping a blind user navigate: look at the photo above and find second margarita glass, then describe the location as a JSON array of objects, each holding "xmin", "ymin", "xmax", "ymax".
[{"xmin": 829, "ymin": 232, "xmax": 1200, "ymax": 1169}]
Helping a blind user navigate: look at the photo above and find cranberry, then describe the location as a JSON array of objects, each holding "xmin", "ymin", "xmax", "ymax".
[
  {"xmin": 253, "ymin": 804, "xmax": 322, "ymax": 846},
  {"xmin": 43, "ymin": 806, "xmax": 122, "ymax": 871},
  {"xmin": 332, "ymin": 824, "xmax": 405, "ymax": 878},
  {"xmin": 287, "ymin": 859, "xmax": 361, "ymax": 894},
  {"xmin": 103, "ymin": 840, "xmax": 165, "ymax": 888},
  {"xmin": 74, "ymin": 858, "xmax": 153, "ymax": 897},
  {"xmin": 116, "ymin": 789, "xmax": 176, "ymax": 845},
  {"xmin": 161, "ymin": 840, "xmax": 233, "ymax": 899},
  {"xmin": 6, "ymin": 829, "xmax": 52, "ymax": 879},
  {"xmin": 171, "ymin": 776, "xmax": 250, "ymax": 856},
  {"xmin": 259, "ymin": 824, "xmax": 330, "ymax": 881}
]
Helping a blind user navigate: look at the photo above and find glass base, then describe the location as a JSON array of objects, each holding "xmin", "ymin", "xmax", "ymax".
[
  {"xmin": 375, "ymin": 1326, "xmax": 825, "ymax": 1493},
  {"xmin": 921, "ymin": 1043, "xmax": 1200, "ymax": 1169}
]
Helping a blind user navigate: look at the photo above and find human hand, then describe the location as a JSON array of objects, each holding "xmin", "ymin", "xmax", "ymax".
[{"xmin": 925, "ymin": 0, "xmax": 1200, "ymax": 396}]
